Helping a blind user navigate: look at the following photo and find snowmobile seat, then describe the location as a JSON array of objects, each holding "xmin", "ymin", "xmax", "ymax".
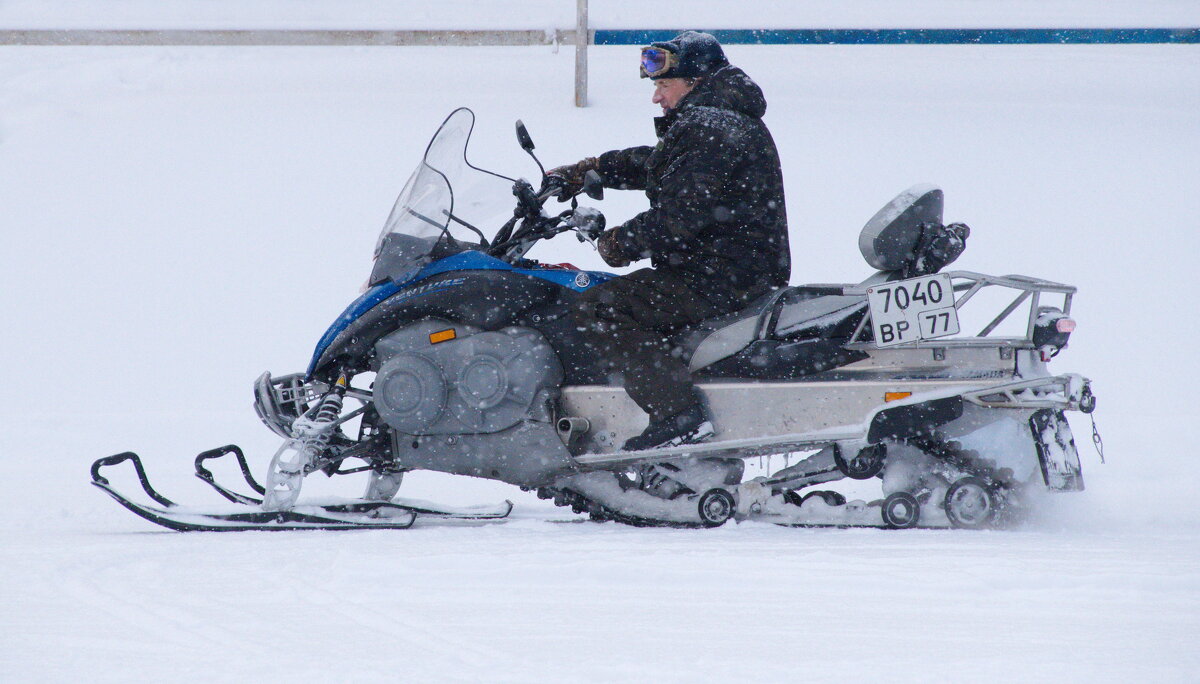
[
  {"xmin": 677, "ymin": 289, "xmax": 783, "ymax": 372},
  {"xmin": 679, "ymin": 276, "xmax": 884, "ymax": 373}
]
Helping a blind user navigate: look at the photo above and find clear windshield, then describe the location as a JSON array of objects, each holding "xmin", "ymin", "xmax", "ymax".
[{"xmin": 373, "ymin": 108, "xmax": 511, "ymax": 272}]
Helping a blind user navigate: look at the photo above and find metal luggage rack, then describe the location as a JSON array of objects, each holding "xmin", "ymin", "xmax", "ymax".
[{"xmin": 842, "ymin": 271, "xmax": 1076, "ymax": 347}]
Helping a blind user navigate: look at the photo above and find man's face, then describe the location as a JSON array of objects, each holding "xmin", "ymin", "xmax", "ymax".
[{"xmin": 652, "ymin": 78, "xmax": 695, "ymax": 113}]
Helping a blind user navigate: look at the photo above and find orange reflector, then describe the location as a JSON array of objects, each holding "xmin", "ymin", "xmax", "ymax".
[
  {"xmin": 429, "ymin": 329, "xmax": 457, "ymax": 344},
  {"xmin": 885, "ymin": 392, "xmax": 912, "ymax": 403}
]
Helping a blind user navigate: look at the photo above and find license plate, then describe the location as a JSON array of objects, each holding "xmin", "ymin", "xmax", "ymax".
[{"xmin": 867, "ymin": 273, "xmax": 959, "ymax": 347}]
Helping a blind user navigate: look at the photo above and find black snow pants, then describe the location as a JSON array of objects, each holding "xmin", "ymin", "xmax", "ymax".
[{"xmin": 573, "ymin": 268, "xmax": 730, "ymax": 422}]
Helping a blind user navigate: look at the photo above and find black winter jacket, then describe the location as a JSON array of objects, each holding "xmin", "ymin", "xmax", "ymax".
[{"xmin": 597, "ymin": 65, "xmax": 790, "ymax": 307}]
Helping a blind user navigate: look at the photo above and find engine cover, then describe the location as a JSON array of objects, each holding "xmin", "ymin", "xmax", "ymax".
[{"xmin": 374, "ymin": 319, "xmax": 563, "ymax": 435}]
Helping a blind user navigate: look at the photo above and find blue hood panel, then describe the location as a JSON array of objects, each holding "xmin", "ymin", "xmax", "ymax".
[{"xmin": 305, "ymin": 251, "xmax": 614, "ymax": 378}]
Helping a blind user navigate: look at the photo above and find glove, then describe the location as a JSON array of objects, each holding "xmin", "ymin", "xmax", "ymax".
[
  {"xmin": 544, "ymin": 157, "xmax": 599, "ymax": 201},
  {"xmin": 597, "ymin": 229, "xmax": 632, "ymax": 268}
]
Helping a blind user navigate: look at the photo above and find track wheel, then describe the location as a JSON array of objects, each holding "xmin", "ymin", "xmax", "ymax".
[
  {"xmin": 944, "ymin": 477, "xmax": 997, "ymax": 529},
  {"xmin": 800, "ymin": 490, "xmax": 847, "ymax": 507},
  {"xmin": 881, "ymin": 492, "xmax": 921, "ymax": 529},
  {"xmin": 783, "ymin": 490, "xmax": 845, "ymax": 508},
  {"xmin": 835, "ymin": 443, "xmax": 886, "ymax": 480},
  {"xmin": 697, "ymin": 488, "xmax": 735, "ymax": 527}
]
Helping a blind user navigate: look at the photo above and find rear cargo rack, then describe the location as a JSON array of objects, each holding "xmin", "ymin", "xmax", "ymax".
[{"xmin": 841, "ymin": 271, "xmax": 1076, "ymax": 346}]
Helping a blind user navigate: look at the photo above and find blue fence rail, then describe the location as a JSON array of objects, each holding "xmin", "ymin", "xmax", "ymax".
[
  {"xmin": 596, "ymin": 28, "xmax": 1200, "ymax": 46},
  {"xmin": 3, "ymin": 27, "xmax": 1194, "ymax": 47}
]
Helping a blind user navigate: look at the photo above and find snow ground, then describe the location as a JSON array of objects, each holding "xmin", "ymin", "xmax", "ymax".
[{"xmin": 2, "ymin": 36, "xmax": 1199, "ymax": 683}]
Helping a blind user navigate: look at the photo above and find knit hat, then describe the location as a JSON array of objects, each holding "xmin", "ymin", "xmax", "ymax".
[{"xmin": 641, "ymin": 31, "xmax": 729, "ymax": 80}]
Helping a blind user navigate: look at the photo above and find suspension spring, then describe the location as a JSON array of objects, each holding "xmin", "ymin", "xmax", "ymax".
[
  {"xmin": 291, "ymin": 375, "xmax": 349, "ymax": 457},
  {"xmin": 313, "ymin": 391, "xmax": 344, "ymax": 426}
]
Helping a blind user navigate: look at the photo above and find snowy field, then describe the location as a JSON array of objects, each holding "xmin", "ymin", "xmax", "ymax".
[{"xmin": 2, "ymin": 16, "xmax": 1200, "ymax": 684}]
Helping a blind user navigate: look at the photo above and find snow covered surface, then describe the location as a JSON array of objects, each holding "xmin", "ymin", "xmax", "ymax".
[
  {"xmin": 2, "ymin": 29, "xmax": 1199, "ymax": 684},
  {"xmin": 2, "ymin": 1, "xmax": 1199, "ymax": 30}
]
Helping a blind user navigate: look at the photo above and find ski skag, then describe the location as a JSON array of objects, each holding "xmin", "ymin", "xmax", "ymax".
[{"xmin": 91, "ymin": 451, "xmax": 509, "ymax": 532}]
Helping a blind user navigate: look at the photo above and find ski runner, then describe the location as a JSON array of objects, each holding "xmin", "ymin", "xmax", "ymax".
[{"xmin": 547, "ymin": 31, "xmax": 790, "ymax": 450}]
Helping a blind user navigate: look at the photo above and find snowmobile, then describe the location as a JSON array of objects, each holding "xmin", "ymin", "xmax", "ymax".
[{"xmin": 91, "ymin": 107, "xmax": 1097, "ymax": 531}]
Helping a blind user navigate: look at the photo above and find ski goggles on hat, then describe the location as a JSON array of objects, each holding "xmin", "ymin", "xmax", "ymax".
[{"xmin": 640, "ymin": 46, "xmax": 678, "ymax": 78}]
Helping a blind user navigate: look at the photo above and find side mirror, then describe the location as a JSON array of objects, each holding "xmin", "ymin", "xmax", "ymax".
[
  {"xmin": 515, "ymin": 120, "xmax": 536, "ymax": 152},
  {"xmin": 582, "ymin": 169, "xmax": 604, "ymax": 200}
]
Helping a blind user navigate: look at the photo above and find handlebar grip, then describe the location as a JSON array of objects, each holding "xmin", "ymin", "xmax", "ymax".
[
  {"xmin": 538, "ymin": 175, "xmax": 573, "ymax": 202},
  {"xmin": 194, "ymin": 445, "xmax": 265, "ymax": 495},
  {"xmin": 90, "ymin": 451, "xmax": 178, "ymax": 508},
  {"xmin": 91, "ymin": 451, "xmax": 141, "ymax": 486}
]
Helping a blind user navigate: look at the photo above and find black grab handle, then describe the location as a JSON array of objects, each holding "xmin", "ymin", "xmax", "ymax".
[
  {"xmin": 195, "ymin": 445, "xmax": 266, "ymax": 499},
  {"xmin": 90, "ymin": 452, "xmax": 177, "ymax": 508}
]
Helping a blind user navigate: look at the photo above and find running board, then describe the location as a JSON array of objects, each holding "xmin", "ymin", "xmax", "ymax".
[{"xmin": 572, "ymin": 429, "xmax": 863, "ymax": 468}]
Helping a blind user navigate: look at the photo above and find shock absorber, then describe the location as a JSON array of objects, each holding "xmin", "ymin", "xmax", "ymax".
[
  {"xmin": 295, "ymin": 381, "xmax": 345, "ymax": 448},
  {"xmin": 261, "ymin": 375, "xmax": 348, "ymax": 511}
]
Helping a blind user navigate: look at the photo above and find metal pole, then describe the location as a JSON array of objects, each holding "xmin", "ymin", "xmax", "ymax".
[{"xmin": 575, "ymin": 0, "xmax": 588, "ymax": 107}]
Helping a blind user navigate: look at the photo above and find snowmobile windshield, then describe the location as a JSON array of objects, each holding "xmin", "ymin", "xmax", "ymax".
[{"xmin": 371, "ymin": 108, "xmax": 511, "ymax": 285}]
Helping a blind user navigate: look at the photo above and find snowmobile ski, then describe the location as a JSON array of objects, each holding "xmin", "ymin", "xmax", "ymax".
[
  {"xmin": 94, "ymin": 484, "xmax": 418, "ymax": 531},
  {"xmin": 193, "ymin": 445, "xmax": 513, "ymax": 520},
  {"xmin": 91, "ymin": 451, "xmax": 508, "ymax": 532}
]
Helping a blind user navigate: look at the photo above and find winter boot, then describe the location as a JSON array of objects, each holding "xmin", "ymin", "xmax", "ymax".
[{"xmin": 622, "ymin": 404, "xmax": 715, "ymax": 451}]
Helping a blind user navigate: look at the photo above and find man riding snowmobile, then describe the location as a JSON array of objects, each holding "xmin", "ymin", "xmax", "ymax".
[
  {"xmin": 548, "ymin": 31, "xmax": 790, "ymax": 451},
  {"xmin": 88, "ymin": 33, "xmax": 1097, "ymax": 532}
]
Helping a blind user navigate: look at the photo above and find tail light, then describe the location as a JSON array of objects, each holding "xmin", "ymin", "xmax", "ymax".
[{"xmin": 1034, "ymin": 308, "xmax": 1074, "ymax": 360}]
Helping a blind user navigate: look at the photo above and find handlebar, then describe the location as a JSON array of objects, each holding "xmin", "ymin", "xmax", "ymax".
[
  {"xmin": 486, "ymin": 174, "xmax": 606, "ymax": 261},
  {"xmin": 488, "ymin": 209, "xmax": 603, "ymax": 258}
]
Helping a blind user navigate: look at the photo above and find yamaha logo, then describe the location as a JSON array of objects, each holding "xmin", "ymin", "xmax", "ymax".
[{"xmin": 574, "ymin": 272, "xmax": 591, "ymax": 288}]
